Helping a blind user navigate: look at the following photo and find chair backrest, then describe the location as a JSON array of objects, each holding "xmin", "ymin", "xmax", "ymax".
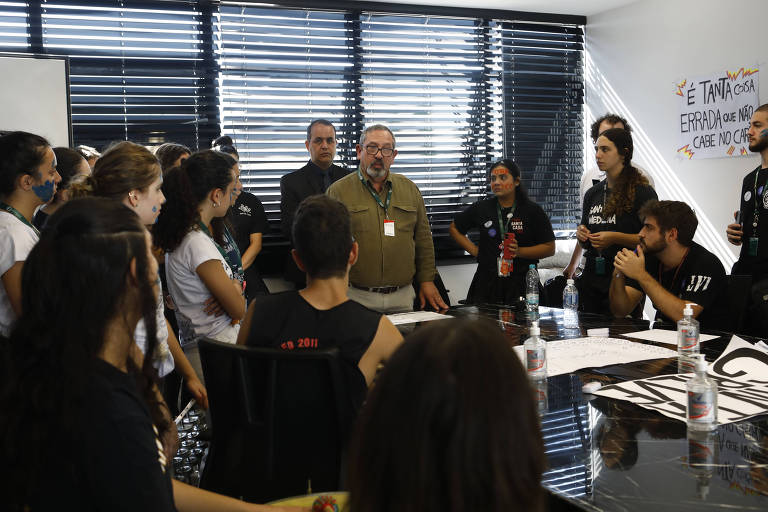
[{"xmin": 198, "ymin": 338, "xmax": 347, "ymax": 503}]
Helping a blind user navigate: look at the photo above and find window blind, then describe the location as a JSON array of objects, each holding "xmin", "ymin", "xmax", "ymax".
[
  {"xmin": 1, "ymin": 1, "xmax": 584, "ymax": 265},
  {"xmin": 40, "ymin": 0, "xmax": 217, "ymax": 150},
  {"xmin": 215, "ymin": 4, "xmax": 355, "ymax": 251},
  {"xmin": 496, "ymin": 21, "xmax": 584, "ymax": 234},
  {"xmin": 0, "ymin": 1, "xmax": 29, "ymax": 49},
  {"xmin": 217, "ymin": 3, "xmax": 583, "ymax": 263}
]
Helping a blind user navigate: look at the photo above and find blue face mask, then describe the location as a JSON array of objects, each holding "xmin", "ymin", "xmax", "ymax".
[{"xmin": 32, "ymin": 180, "xmax": 55, "ymax": 203}]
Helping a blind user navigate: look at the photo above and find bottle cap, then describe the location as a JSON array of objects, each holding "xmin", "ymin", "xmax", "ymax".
[
  {"xmin": 683, "ymin": 303, "xmax": 694, "ymax": 316},
  {"xmin": 567, "ymin": 278, "xmax": 574, "ymax": 285},
  {"xmin": 695, "ymin": 353, "xmax": 707, "ymax": 371},
  {"xmin": 530, "ymin": 320, "xmax": 540, "ymax": 336}
]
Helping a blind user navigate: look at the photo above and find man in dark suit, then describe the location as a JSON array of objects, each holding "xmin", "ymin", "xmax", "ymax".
[{"xmin": 280, "ymin": 119, "xmax": 349, "ymax": 287}]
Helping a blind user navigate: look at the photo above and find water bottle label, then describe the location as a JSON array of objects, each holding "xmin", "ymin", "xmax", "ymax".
[
  {"xmin": 526, "ymin": 348, "xmax": 545, "ymax": 372},
  {"xmin": 679, "ymin": 328, "xmax": 699, "ymax": 350},
  {"xmin": 687, "ymin": 391, "xmax": 715, "ymax": 423},
  {"xmin": 526, "ymin": 293, "xmax": 539, "ymax": 307}
]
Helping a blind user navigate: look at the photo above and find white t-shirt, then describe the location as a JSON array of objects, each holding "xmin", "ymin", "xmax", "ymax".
[
  {"xmin": 134, "ymin": 277, "xmax": 174, "ymax": 377},
  {"xmin": 166, "ymin": 228, "xmax": 239, "ymax": 348},
  {"xmin": 0, "ymin": 212, "xmax": 38, "ymax": 337},
  {"xmin": 579, "ymin": 163, "xmax": 654, "ymax": 206}
]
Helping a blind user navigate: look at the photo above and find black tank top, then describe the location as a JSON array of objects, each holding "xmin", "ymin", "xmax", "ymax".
[{"xmin": 245, "ymin": 291, "xmax": 381, "ymax": 421}]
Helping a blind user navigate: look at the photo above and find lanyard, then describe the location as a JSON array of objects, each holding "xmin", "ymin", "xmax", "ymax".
[
  {"xmin": 658, "ymin": 246, "xmax": 690, "ymax": 291},
  {"xmin": 197, "ymin": 221, "xmax": 243, "ymax": 276},
  {"xmin": 358, "ymin": 169, "xmax": 392, "ymax": 218},
  {"xmin": 0, "ymin": 202, "xmax": 40, "ymax": 237},
  {"xmin": 496, "ymin": 199, "xmax": 517, "ymax": 239},
  {"xmin": 752, "ymin": 167, "xmax": 768, "ymax": 229}
]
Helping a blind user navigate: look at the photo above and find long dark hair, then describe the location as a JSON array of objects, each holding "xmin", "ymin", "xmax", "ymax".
[
  {"xmin": 154, "ymin": 142, "xmax": 191, "ymax": 174},
  {"xmin": 488, "ymin": 159, "xmax": 530, "ymax": 203},
  {"xmin": 348, "ymin": 318, "xmax": 546, "ymax": 512},
  {"xmin": 0, "ymin": 131, "xmax": 50, "ymax": 198},
  {"xmin": 50, "ymin": 147, "xmax": 88, "ymax": 203},
  {"xmin": 0, "ymin": 197, "xmax": 163, "ymax": 508},
  {"xmin": 153, "ymin": 150, "xmax": 235, "ymax": 252},
  {"xmin": 599, "ymin": 128, "xmax": 648, "ymax": 216}
]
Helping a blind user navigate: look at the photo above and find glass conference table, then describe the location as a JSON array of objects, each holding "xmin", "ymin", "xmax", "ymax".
[{"xmin": 396, "ymin": 304, "xmax": 768, "ymax": 511}]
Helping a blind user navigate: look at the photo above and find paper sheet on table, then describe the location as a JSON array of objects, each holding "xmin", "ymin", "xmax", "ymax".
[
  {"xmin": 386, "ymin": 311, "xmax": 453, "ymax": 326},
  {"xmin": 622, "ymin": 329, "xmax": 719, "ymax": 344},
  {"xmin": 513, "ymin": 337, "xmax": 677, "ymax": 377},
  {"xmin": 593, "ymin": 336, "xmax": 768, "ymax": 425}
]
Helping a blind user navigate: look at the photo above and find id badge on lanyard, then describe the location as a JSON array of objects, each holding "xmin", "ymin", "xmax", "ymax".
[
  {"xmin": 595, "ymin": 255, "xmax": 606, "ymax": 276},
  {"xmin": 384, "ymin": 219, "xmax": 395, "ymax": 237}
]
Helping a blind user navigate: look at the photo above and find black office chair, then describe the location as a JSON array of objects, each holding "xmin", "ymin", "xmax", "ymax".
[{"xmin": 198, "ymin": 339, "xmax": 348, "ymax": 503}]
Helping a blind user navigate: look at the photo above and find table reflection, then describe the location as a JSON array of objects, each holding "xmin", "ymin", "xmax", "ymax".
[{"xmin": 405, "ymin": 304, "xmax": 768, "ymax": 510}]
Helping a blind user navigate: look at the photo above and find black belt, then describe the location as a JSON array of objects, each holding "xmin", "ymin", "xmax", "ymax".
[{"xmin": 351, "ymin": 283, "xmax": 405, "ymax": 294}]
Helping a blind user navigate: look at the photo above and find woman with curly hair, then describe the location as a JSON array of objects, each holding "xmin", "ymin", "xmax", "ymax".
[
  {"xmin": 576, "ymin": 128, "xmax": 657, "ymax": 313},
  {"xmin": 153, "ymin": 150, "xmax": 246, "ymax": 383}
]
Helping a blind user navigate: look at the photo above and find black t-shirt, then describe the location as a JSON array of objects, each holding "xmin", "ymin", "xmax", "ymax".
[
  {"xmin": 33, "ymin": 359, "xmax": 175, "ymax": 511},
  {"xmin": 453, "ymin": 197, "xmax": 555, "ymax": 275},
  {"xmin": 245, "ymin": 291, "xmax": 381, "ymax": 422},
  {"xmin": 733, "ymin": 166, "xmax": 768, "ymax": 281},
  {"xmin": 581, "ymin": 181, "xmax": 657, "ymax": 282},
  {"xmin": 625, "ymin": 242, "xmax": 727, "ymax": 330},
  {"xmin": 229, "ymin": 191, "xmax": 268, "ymax": 254},
  {"xmin": 229, "ymin": 191, "xmax": 269, "ymax": 298}
]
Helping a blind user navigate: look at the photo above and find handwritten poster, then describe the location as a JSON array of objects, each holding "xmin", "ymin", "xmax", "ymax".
[
  {"xmin": 512, "ymin": 337, "xmax": 677, "ymax": 377},
  {"xmin": 676, "ymin": 66, "xmax": 759, "ymax": 160},
  {"xmin": 594, "ymin": 336, "xmax": 768, "ymax": 425}
]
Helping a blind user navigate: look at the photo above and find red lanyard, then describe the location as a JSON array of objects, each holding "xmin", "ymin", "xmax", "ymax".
[{"xmin": 658, "ymin": 247, "xmax": 690, "ymax": 290}]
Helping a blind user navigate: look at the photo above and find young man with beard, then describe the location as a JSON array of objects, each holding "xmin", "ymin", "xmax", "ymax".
[
  {"xmin": 609, "ymin": 200, "xmax": 727, "ymax": 329},
  {"xmin": 726, "ymin": 104, "xmax": 768, "ymax": 335}
]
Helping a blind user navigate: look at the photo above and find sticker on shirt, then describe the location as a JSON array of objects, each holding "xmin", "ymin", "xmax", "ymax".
[
  {"xmin": 384, "ymin": 220, "xmax": 395, "ymax": 237},
  {"xmin": 483, "ymin": 220, "xmax": 493, "ymax": 228},
  {"xmin": 744, "ymin": 190, "xmax": 752, "ymax": 202},
  {"xmin": 508, "ymin": 217, "xmax": 523, "ymax": 232},
  {"xmin": 488, "ymin": 228, "xmax": 497, "ymax": 238}
]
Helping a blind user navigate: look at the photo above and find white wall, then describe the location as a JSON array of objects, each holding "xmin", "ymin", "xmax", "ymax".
[{"xmin": 586, "ymin": 0, "xmax": 768, "ymax": 270}]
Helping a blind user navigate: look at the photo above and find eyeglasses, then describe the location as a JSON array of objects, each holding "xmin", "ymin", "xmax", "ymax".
[{"xmin": 364, "ymin": 145, "xmax": 395, "ymax": 157}]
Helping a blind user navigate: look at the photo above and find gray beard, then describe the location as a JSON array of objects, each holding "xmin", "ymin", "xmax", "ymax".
[{"xmin": 364, "ymin": 165, "xmax": 387, "ymax": 180}]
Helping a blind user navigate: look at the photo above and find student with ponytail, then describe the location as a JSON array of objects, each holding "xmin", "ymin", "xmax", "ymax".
[
  {"xmin": 70, "ymin": 141, "xmax": 208, "ymax": 409},
  {"xmin": 153, "ymin": 150, "xmax": 246, "ymax": 382}
]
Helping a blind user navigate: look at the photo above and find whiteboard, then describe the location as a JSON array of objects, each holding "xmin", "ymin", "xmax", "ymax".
[{"xmin": 0, "ymin": 53, "xmax": 72, "ymax": 147}]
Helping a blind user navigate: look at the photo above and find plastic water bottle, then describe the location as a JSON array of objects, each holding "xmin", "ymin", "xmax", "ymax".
[
  {"xmin": 524, "ymin": 321, "xmax": 547, "ymax": 380},
  {"xmin": 562, "ymin": 278, "xmax": 579, "ymax": 328},
  {"xmin": 677, "ymin": 303, "xmax": 700, "ymax": 355},
  {"xmin": 525, "ymin": 264, "xmax": 539, "ymax": 312},
  {"xmin": 686, "ymin": 354, "xmax": 717, "ymax": 431}
]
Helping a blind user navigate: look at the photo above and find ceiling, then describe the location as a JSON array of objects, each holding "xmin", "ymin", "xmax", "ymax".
[{"xmin": 380, "ymin": 0, "xmax": 640, "ymax": 17}]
